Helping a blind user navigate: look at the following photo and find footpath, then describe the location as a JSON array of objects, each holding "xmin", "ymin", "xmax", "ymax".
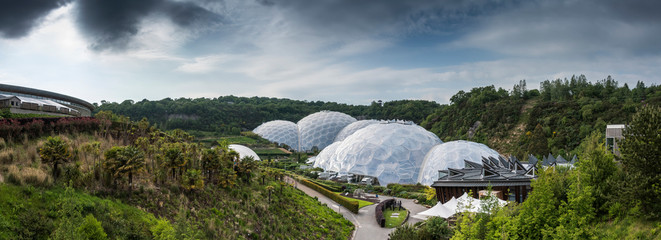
[{"xmin": 284, "ymin": 176, "xmax": 428, "ymax": 240}]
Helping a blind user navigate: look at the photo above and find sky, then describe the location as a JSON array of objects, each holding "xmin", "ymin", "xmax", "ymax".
[{"xmin": 1, "ymin": 0, "xmax": 660, "ymax": 105}]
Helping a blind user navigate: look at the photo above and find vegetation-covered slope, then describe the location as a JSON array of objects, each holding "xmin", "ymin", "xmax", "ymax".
[
  {"xmin": 95, "ymin": 96, "xmax": 440, "ymax": 135},
  {"xmin": 422, "ymin": 76, "xmax": 661, "ymax": 158},
  {"xmin": 0, "ymin": 116, "xmax": 354, "ymax": 239}
]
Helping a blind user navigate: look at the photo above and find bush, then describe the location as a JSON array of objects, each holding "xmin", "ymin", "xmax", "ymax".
[
  {"xmin": 151, "ymin": 218, "xmax": 176, "ymax": 240},
  {"xmin": 78, "ymin": 214, "xmax": 108, "ymax": 240},
  {"xmin": 299, "ymin": 178, "xmax": 359, "ymax": 213}
]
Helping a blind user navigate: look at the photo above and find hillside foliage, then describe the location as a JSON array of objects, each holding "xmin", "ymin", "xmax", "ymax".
[
  {"xmin": 95, "ymin": 96, "xmax": 440, "ymax": 135},
  {"xmin": 422, "ymin": 76, "xmax": 661, "ymax": 158}
]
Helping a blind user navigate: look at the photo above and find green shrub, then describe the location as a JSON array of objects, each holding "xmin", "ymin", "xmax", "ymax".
[
  {"xmin": 151, "ymin": 218, "xmax": 176, "ymax": 240},
  {"xmin": 299, "ymin": 179, "xmax": 359, "ymax": 213},
  {"xmin": 78, "ymin": 214, "xmax": 107, "ymax": 240}
]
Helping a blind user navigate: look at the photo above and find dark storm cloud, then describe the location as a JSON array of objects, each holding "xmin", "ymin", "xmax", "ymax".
[
  {"xmin": 76, "ymin": 0, "xmax": 223, "ymax": 51},
  {"xmin": 255, "ymin": 0, "xmax": 518, "ymax": 36},
  {"xmin": 0, "ymin": 0, "xmax": 72, "ymax": 38}
]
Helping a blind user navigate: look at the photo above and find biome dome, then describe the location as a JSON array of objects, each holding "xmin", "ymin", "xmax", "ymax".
[
  {"xmin": 417, "ymin": 140, "xmax": 501, "ymax": 186},
  {"xmin": 297, "ymin": 111, "xmax": 356, "ymax": 151},
  {"xmin": 312, "ymin": 141, "xmax": 342, "ymax": 171},
  {"xmin": 334, "ymin": 119, "xmax": 382, "ymax": 142},
  {"xmin": 327, "ymin": 121, "xmax": 442, "ymax": 186},
  {"xmin": 229, "ymin": 144, "xmax": 261, "ymax": 161},
  {"xmin": 253, "ymin": 120, "xmax": 299, "ymax": 150}
]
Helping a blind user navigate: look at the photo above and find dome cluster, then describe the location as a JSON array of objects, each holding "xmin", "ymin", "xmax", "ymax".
[
  {"xmin": 252, "ymin": 111, "xmax": 356, "ymax": 151},
  {"xmin": 315, "ymin": 127, "xmax": 502, "ymax": 186},
  {"xmin": 254, "ymin": 111, "xmax": 503, "ymax": 186}
]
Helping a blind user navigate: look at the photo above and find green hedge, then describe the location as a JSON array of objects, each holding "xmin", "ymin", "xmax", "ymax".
[
  {"xmin": 299, "ymin": 179, "xmax": 359, "ymax": 214},
  {"xmin": 310, "ymin": 179, "xmax": 343, "ymax": 192}
]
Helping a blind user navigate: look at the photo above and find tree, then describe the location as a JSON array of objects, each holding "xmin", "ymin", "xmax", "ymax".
[
  {"xmin": 620, "ymin": 104, "xmax": 661, "ymax": 219},
  {"xmin": 181, "ymin": 169, "xmax": 204, "ymax": 191},
  {"xmin": 39, "ymin": 136, "xmax": 73, "ymax": 181},
  {"xmin": 104, "ymin": 146, "xmax": 145, "ymax": 188},
  {"xmin": 235, "ymin": 156, "xmax": 258, "ymax": 183},
  {"xmin": 575, "ymin": 131, "xmax": 616, "ymax": 214},
  {"xmin": 163, "ymin": 144, "xmax": 186, "ymax": 180}
]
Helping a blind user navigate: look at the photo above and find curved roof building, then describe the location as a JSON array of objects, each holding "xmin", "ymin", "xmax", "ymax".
[
  {"xmin": 0, "ymin": 83, "xmax": 94, "ymax": 116},
  {"xmin": 334, "ymin": 119, "xmax": 382, "ymax": 142},
  {"xmin": 297, "ymin": 111, "xmax": 356, "ymax": 151},
  {"xmin": 325, "ymin": 121, "xmax": 442, "ymax": 186},
  {"xmin": 253, "ymin": 120, "xmax": 299, "ymax": 150},
  {"xmin": 229, "ymin": 144, "xmax": 261, "ymax": 161},
  {"xmin": 418, "ymin": 140, "xmax": 501, "ymax": 186},
  {"xmin": 312, "ymin": 141, "xmax": 342, "ymax": 171}
]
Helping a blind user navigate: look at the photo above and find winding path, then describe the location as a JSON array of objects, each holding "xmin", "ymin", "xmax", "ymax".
[{"xmin": 285, "ymin": 176, "xmax": 429, "ymax": 240}]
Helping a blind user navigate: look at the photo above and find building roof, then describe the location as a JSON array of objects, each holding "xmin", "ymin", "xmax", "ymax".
[
  {"xmin": 431, "ymin": 156, "xmax": 537, "ymax": 188},
  {"xmin": 0, "ymin": 83, "xmax": 94, "ymax": 111}
]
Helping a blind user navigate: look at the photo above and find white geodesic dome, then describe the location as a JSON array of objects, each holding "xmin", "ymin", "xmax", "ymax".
[
  {"xmin": 417, "ymin": 140, "xmax": 501, "ymax": 186},
  {"xmin": 253, "ymin": 120, "xmax": 299, "ymax": 150},
  {"xmin": 313, "ymin": 141, "xmax": 342, "ymax": 171},
  {"xmin": 298, "ymin": 111, "xmax": 356, "ymax": 151},
  {"xmin": 334, "ymin": 119, "xmax": 382, "ymax": 142},
  {"xmin": 229, "ymin": 144, "xmax": 261, "ymax": 161},
  {"xmin": 328, "ymin": 122, "xmax": 442, "ymax": 186}
]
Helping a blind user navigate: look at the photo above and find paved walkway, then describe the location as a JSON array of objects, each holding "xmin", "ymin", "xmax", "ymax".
[{"xmin": 286, "ymin": 177, "xmax": 429, "ymax": 240}]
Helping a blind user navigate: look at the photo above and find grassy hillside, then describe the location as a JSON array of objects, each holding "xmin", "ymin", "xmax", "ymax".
[
  {"xmin": 0, "ymin": 117, "xmax": 354, "ymax": 239},
  {"xmin": 0, "ymin": 184, "xmax": 161, "ymax": 240}
]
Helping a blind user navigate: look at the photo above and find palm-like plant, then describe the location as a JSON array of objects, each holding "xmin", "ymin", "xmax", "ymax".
[
  {"xmin": 236, "ymin": 156, "xmax": 258, "ymax": 183},
  {"xmin": 163, "ymin": 144, "xmax": 186, "ymax": 180},
  {"xmin": 201, "ymin": 148, "xmax": 221, "ymax": 183},
  {"xmin": 104, "ymin": 146, "xmax": 145, "ymax": 188},
  {"xmin": 39, "ymin": 136, "xmax": 72, "ymax": 181}
]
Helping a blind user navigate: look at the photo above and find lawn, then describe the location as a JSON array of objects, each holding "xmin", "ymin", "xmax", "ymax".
[
  {"xmin": 338, "ymin": 195, "xmax": 374, "ymax": 209},
  {"xmin": 383, "ymin": 209, "xmax": 408, "ymax": 228}
]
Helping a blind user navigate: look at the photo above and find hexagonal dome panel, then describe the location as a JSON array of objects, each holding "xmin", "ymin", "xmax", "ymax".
[
  {"xmin": 298, "ymin": 111, "xmax": 356, "ymax": 151},
  {"xmin": 312, "ymin": 141, "xmax": 342, "ymax": 170},
  {"xmin": 334, "ymin": 119, "xmax": 382, "ymax": 142},
  {"xmin": 229, "ymin": 144, "xmax": 261, "ymax": 161},
  {"xmin": 417, "ymin": 140, "xmax": 501, "ymax": 186},
  {"xmin": 252, "ymin": 120, "xmax": 299, "ymax": 150},
  {"xmin": 328, "ymin": 121, "xmax": 442, "ymax": 186}
]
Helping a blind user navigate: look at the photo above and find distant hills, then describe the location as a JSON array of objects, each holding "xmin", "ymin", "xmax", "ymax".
[{"xmin": 96, "ymin": 75, "xmax": 661, "ymax": 158}]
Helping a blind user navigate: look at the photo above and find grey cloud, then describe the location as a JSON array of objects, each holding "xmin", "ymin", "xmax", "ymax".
[
  {"xmin": 76, "ymin": 0, "xmax": 224, "ymax": 51},
  {"xmin": 458, "ymin": 0, "xmax": 661, "ymax": 56},
  {"xmin": 0, "ymin": 0, "xmax": 72, "ymax": 38},
  {"xmin": 255, "ymin": 0, "xmax": 518, "ymax": 37}
]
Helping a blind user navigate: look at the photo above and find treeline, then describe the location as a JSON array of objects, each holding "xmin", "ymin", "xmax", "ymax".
[
  {"xmin": 95, "ymin": 96, "xmax": 440, "ymax": 135},
  {"xmin": 422, "ymin": 75, "xmax": 661, "ymax": 158}
]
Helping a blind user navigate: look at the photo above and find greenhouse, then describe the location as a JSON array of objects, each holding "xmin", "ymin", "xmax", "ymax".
[
  {"xmin": 252, "ymin": 120, "xmax": 299, "ymax": 150},
  {"xmin": 229, "ymin": 144, "xmax": 261, "ymax": 161},
  {"xmin": 317, "ymin": 121, "xmax": 442, "ymax": 186},
  {"xmin": 333, "ymin": 119, "xmax": 382, "ymax": 142},
  {"xmin": 417, "ymin": 140, "xmax": 501, "ymax": 186},
  {"xmin": 297, "ymin": 111, "xmax": 356, "ymax": 151}
]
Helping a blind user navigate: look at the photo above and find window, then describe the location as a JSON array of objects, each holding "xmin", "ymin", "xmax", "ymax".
[
  {"xmin": 508, "ymin": 191, "xmax": 516, "ymax": 202},
  {"xmin": 606, "ymin": 137, "xmax": 614, "ymax": 151}
]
